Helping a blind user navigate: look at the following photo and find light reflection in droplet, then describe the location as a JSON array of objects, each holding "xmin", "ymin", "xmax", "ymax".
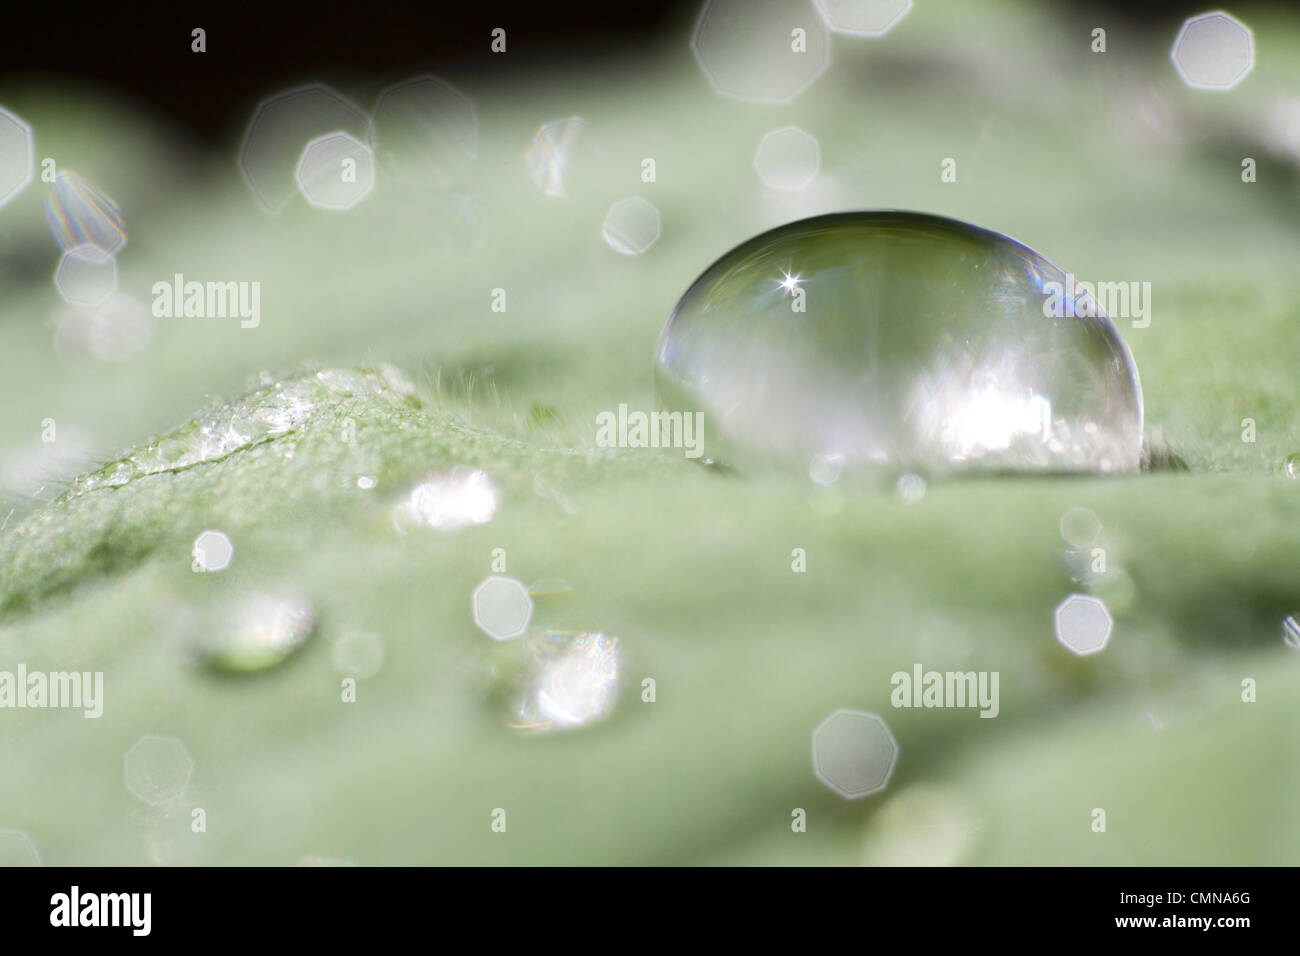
[
  {"xmin": 392, "ymin": 468, "xmax": 497, "ymax": 532},
  {"xmin": 509, "ymin": 631, "xmax": 620, "ymax": 732}
]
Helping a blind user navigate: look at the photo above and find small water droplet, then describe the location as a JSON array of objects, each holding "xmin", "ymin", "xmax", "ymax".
[
  {"xmin": 655, "ymin": 212, "xmax": 1143, "ymax": 476},
  {"xmin": 356, "ymin": 475, "xmax": 377, "ymax": 490},
  {"xmin": 191, "ymin": 594, "xmax": 316, "ymax": 672},
  {"xmin": 393, "ymin": 468, "xmax": 497, "ymax": 532},
  {"xmin": 507, "ymin": 631, "xmax": 621, "ymax": 732},
  {"xmin": 1284, "ymin": 453, "xmax": 1300, "ymax": 479}
]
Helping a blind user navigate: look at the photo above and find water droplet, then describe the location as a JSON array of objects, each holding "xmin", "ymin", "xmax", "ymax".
[
  {"xmin": 392, "ymin": 468, "xmax": 497, "ymax": 532},
  {"xmin": 1283, "ymin": 615, "xmax": 1300, "ymax": 650},
  {"xmin": 1284, "ymin": 453, "xmax": 1300, "ymax": 479},
  {"xmin": 44, "ymin": 170, "xmax": 126, "ymax": 255},
  {"xmin": 507, "ymin": 631, "xmax": 621, "ymax": 732},
  {"xmin": 124, "ymin": 735, "xmax": 194, "ymax": 806},
  {"xmin": 191, "ymin": 594, "xmax": 316, "ymax": 673},
  {"xmin": 356, "ymin": 475, "xmax": 377, "ymax": 490},
  {"xmin": 331, "ymin": 631, "xmax": 385, "ymax": 679},
  {"xmin": 655, "ymin": 212, "xmax": 1143, "ymax": 477}
]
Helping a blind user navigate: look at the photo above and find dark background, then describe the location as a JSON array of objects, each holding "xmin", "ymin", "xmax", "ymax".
[{"xmin": 0, "ymin": 0, "xmax": 1229, "ymax": 143}]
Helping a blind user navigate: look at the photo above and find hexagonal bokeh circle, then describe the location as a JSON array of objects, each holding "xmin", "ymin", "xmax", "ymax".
[
  {"xmin": 814, "ymin": 0, "xmax": 912, "ymax": 37},
  {"xmin": 54, "ymin": 244, "xmax": 117, "ymax": 308},
  {"xmin": 295, "ymin": 132, "xmax": 375, "ymax": 210},
  {"xmin": 602, "ymin": 196, "xmax": 661, "ymax": 255},
  {"xmin": 238, "ymin": 84, "xmax": 372, "ymax": 215},
  {"xmin": 754, "ymin": 126, "xmax": 821, "ymax": 191},
  {"xmin": 472, "ymin": 576, "xmax": 534, "ymax": 640},
  {"xmin": 192, "ymin": 529, "xmax": 234, "ymax": 572},
  {"xmin": 372, "ymin": 75, "xmax": 478, "ymax": 188},
  {"xmin": 812, "ymin": 709, "xmax": 898, "ymax": 798},
  {"xmin": 1054, "ymin": 593, "xmax": 1114, "ymax": 656},
  {"xmin": 124, "ymin": 735, "xmax": 194, "ymax": 806},
  {"xmin": 693, "ymin": 0, "xmax": 831, "ymax": 104},
  {"xmin": 0, "ymin": 107, "xmax": 33, "ymax": 209},
  {"xmin": 1171, "ymin": 12, "xmax": 1253, "ymax": 91}
]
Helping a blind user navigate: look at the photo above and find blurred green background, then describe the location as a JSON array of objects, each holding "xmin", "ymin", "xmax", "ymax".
[{"xmin": 1, "ymin": 0, "xmax": 1299, "ymax": 864}]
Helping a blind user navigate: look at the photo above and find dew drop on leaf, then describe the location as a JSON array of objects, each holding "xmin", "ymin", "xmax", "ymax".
[{"xmin": 655, "ymin": 212, "xmax": 1143, "ymax": 477}]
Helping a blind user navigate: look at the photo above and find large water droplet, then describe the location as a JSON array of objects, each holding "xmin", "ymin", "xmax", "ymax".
[
  {"xmin": 655, "ymin": 212, "xmax": 1143, "ymax": 476},
  {"xmin": 191, "ymin": 594, "xmax": 317, "ymax": 673},
  {"xmin": 392, "ymin": 468, "xmax": 497, "ymax": 532},
  {"xmin": 507, "ymin": 630, "xmax": 621, "ymax": 732}
]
